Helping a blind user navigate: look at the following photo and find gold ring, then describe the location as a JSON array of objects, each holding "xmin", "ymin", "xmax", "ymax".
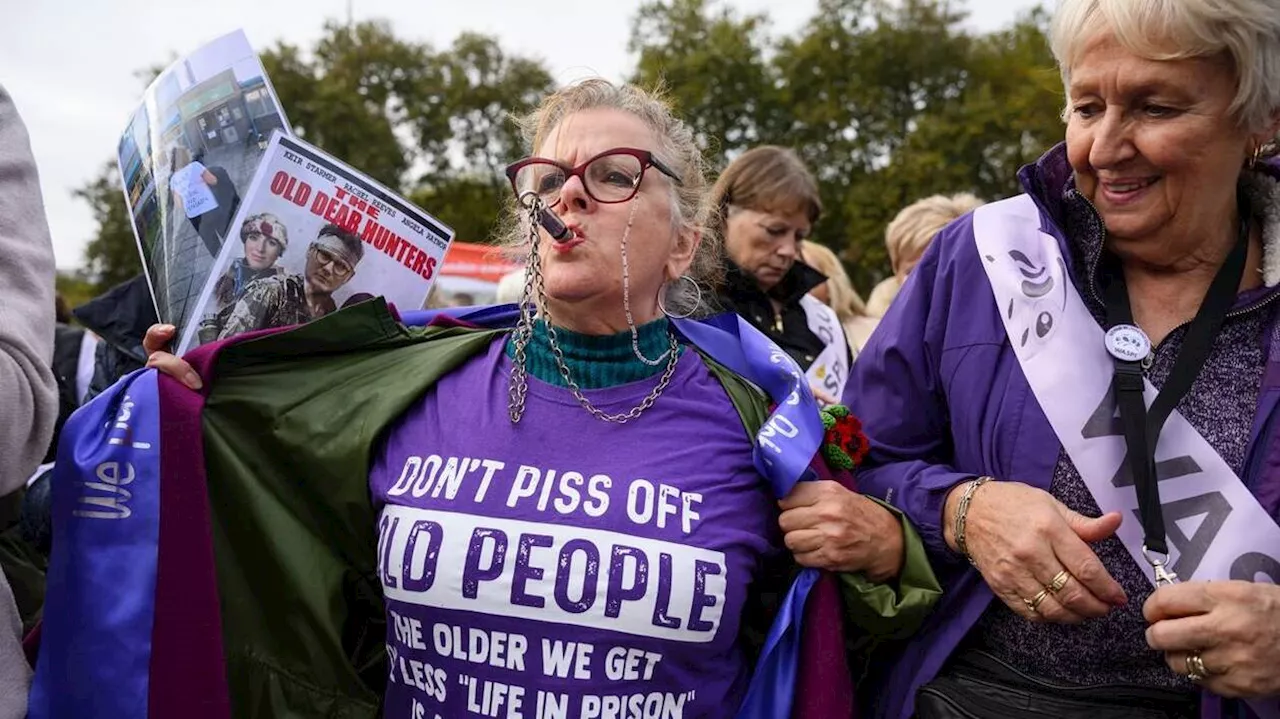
[
  {"xmin": 1024, "ymin": 588, "xmax": 1051, "ymax": 614},
  {"xmin": 1186, "ymin": 652, "xmax": 1205, "ymax": 682},
  {"xmin": 1186, "ymin": 651, "xmax": 1212, "ymax": 681},
  {"xmin": 1046, "ymin": 570, "xmax": 1070, "ymax": 594}
]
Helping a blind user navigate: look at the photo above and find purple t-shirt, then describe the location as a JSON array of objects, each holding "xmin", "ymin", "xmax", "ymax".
[{"xmin": 370, "ymin": 338, "xmax": 779, "ymax": 719}]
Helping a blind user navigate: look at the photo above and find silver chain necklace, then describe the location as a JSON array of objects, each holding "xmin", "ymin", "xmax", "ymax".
[{"xmin": 508, "ymin": 198, "xmax": 679, "ymax": 424}]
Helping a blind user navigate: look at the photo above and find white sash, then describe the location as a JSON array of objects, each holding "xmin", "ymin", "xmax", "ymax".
[
  {"xmin": 800, "ymin": 294, "xmax": 850, "ymax": 400},
  {"xmin": 974, "ymin": 195, "xmax": 1280, "ymax": 583},
  {"xmin": 976, "ymin": 196, "xmax": 1280, "ymax": 715}
]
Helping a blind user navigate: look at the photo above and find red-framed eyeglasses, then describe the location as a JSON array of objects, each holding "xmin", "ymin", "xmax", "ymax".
[{"xmin": 505, "ymin": 147, "xmax": 683, "ymax": 207}]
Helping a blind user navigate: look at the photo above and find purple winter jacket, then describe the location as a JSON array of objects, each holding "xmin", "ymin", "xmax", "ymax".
[{"xmin": 842, "ymin": 142, "xmax": 1280, "ymax": 719}]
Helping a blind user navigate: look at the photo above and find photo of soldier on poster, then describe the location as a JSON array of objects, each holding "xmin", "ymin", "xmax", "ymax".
[
  {"xmin": 116, "ymin": 29, "xmax": 290, "ymax": 342},
  {"xmin": 177, "ymin": 131, "xmax": 454, "ymax": 355},
  {"xmin": 196, "ymin": 220, "xmax": 367, "ymax": 344}
]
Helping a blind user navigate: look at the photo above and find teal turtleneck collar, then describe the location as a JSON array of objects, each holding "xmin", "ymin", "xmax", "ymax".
[{"xmin": 504, "ymin": 317, "xmax": 682, "ymax": 389}]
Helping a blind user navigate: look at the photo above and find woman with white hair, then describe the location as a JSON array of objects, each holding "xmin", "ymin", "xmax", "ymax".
[{"xmin": 844, "ymin": 0, "xmax": 1280, "ymax": 717}]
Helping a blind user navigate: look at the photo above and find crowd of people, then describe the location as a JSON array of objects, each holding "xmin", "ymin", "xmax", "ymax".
[{"xmin": 4, "ymin": 0, "xmax": 1280, "ymax": 717}]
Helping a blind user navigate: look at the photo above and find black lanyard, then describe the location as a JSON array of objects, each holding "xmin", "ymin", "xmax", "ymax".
[{"xmin": 1103, "ymin": 198, "xmax": 1251, "ymax": 559}]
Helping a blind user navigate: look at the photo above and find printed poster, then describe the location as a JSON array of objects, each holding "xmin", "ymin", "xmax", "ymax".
[
  {"xmin": 116, "ymin": 29, "xmax": 291, "ymax": 338},
  {"xmin": 176, "ymin": 131, "xmax": 455, "ymax": 354}
]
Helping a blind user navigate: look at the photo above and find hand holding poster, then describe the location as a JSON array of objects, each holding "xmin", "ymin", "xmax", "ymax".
[{"xmin": 176, "ymin": 131, "xmax": 455, "ymax": 354}]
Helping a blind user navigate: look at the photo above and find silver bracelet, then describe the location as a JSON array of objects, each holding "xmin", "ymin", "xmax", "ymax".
[{"xmin": 954, "ymin": 476, "xmax": 995, "ymax": 565}]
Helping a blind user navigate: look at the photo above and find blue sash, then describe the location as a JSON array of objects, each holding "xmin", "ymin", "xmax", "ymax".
[
  {"xmin": 29, "ymin": 370, "xmax": 162, "ymax": 719},
  {"xmin": 409, "ymin": 305, "xmax": 825, "ymax": 718}
]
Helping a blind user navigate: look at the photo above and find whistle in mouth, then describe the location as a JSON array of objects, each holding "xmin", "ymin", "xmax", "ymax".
[
  {"xmin": 519, "ymin": 191, "xmax": 574, "ymax": 242},
  {"xmin": 538, "ymin": 207, "xmax": 573, "ymax": 242}
]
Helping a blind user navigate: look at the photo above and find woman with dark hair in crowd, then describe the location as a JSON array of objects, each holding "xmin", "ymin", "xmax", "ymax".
[{"xmin": 712, "ymin": 146, "xmax": 852, "ymax": 402}]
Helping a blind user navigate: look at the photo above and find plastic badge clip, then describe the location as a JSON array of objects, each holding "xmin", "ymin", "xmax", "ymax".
[{"xmin": 1142, "ymin": 545, "xmax": 1179, "ymax": 586}]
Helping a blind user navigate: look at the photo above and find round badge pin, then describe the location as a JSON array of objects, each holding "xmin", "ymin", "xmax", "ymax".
[{"xmin": 1105, "ymin": 324, "xmax": 1151, "ymax": 362}]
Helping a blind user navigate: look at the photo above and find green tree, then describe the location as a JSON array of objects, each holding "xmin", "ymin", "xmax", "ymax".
[
  {"xmin": 408, "ymin": 176, "xmax": 507, "ymax": 247},
  {"xmin": 629, "ymin": 0, "xmax": 780, "ymax": 162},
  {"xmin": 55, "ymin": 272, "xmax": 99, "ymax": 315},
  {"xmin": 911, "ymin": 8, "xmax": 1064, "ymax": 198},
  {"xmin": 261, "ymin": 20, "xmax": 431, "ymax": 190},
  {"xmin": 421, "ymin": 33, "xmax": 554, "ymax": 180},
  {"xmin": 409, "ymin": 33, "xmax": 555, "ymax": 241},
  {"xmin": 772, "ymin": 0, "xmax": 977, "ymax": 286},
  {"xmin": 835, "ymin": 9, "xmax": 1064, "ymax": 283},
  {"xmin": 77, "ymin": 161, "xmax": 143, "ymax": 291}
]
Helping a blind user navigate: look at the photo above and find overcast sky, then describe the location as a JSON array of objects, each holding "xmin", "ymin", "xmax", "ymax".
[{"xmin": 0, "ymin": 0, "xmax": 1043, "ymax": 271}]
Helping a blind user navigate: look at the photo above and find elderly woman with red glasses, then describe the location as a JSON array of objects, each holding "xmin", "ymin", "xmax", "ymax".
[{"xmin": 113, "ymin": 79, "xmax": 937, "ymax": 718}]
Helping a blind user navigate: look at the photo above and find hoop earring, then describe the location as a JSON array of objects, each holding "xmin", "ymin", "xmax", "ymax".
[
  {"xmin": 658, "ymin": 275, "xmax": 701, "ymax": 320},
  {"xmin": 1250, "ymin": 143, "xmax": 1264, "ymax": 169}
]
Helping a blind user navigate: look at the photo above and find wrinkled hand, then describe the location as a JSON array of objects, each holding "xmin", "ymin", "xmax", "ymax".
[
  {"xmin": 945, "ymin": 480, "xmax": 1127, "ymax": 624},
  {"xmin": 143, "ymin": 324, "xmax": 202, "ymax": 390},
  {"xmin": 1146, "ymin": 580, "xmax": 1280, "ymax": 698},
  {"xmin": 778, "ymin": 480, "xmax": 903, "ymax": 582}
]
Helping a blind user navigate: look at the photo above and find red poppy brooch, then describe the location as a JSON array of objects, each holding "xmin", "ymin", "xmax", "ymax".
[{"xmin": 820, "ymin": 404, "xmax": 870, "ymax": 470}]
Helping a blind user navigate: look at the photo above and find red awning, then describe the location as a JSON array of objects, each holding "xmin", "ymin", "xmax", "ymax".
[{"xmin": 440, "ymin": 241, "xmax": 522, "ymax": 283}]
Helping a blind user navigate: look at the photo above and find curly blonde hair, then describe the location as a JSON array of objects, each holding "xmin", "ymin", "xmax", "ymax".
[{"xmin": 884, "ymin": 193, "xmax": 984, "ymax": 276}]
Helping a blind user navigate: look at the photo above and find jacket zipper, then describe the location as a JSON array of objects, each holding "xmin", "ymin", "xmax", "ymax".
[
  {"xmin": 773, "ymin": 308, "xmax": 784, "ymax": 334},
  {"xmin": 1070, "ymin": 189, "xmax": 1110, "ymax": 312},
  {"xmin": 1245, "ymin": 408, "xmax": 1278, "ymax": 490}
]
